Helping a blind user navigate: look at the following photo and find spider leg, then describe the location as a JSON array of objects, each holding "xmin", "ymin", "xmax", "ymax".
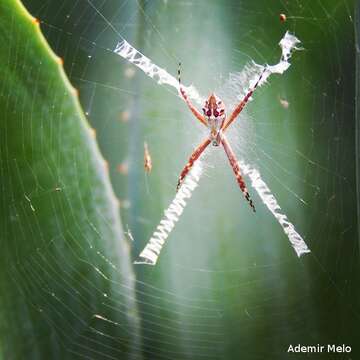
[
  {"xmin": 221, "ymin": 134, "xmax": 256, "ymax": 212},
  {"xmin": 222, "ymin": 67, "xmax": 266, "ymax": 132},
  {"xmin": 179, "ymin": 87, "xmax": 207, "ymax": 127},
  {"xmin": 177, "ymin": 137, "xmax": 211, "ymax": 191},
  {"xmin": 177, "ymin": 63, "xmax": 207, "ymax": 127}
]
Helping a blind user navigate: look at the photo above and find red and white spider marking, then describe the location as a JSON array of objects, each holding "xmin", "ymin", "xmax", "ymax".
[{"xmin": 114, "ymin": 32, "xmax": 310, "ymax": 265}]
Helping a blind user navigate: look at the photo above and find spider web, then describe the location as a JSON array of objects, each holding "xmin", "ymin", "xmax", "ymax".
[
  {"xmin": 11, "ymin": 0, "xmax": 360, "ymax": 359},
  {"xmin": 119, "ymin": 31, "xmax": 310, "ymax": 265}
]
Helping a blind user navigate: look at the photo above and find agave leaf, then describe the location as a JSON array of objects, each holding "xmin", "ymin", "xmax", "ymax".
[{"xmin": 0, "ymin": 1, "xmax": 141, "ymax": 359}]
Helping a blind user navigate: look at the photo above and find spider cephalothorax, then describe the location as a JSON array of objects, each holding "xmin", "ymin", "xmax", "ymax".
[{"xmin": 202, "ymin": 94, "xmax": 225, "ymax": 146}]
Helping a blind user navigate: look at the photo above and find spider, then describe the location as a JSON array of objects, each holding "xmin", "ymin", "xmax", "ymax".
[{"xmin": 176, "ymin": 64, "xmax": 266, "ymax": 212}]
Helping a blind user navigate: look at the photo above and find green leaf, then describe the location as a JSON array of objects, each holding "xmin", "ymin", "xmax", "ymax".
[{"xmin": 0, "ymin": 1, "xmax": 141, "ymax": 359}]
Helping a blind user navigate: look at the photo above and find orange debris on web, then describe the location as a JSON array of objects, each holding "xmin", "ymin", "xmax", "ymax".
[
  {"xmin": 279, "ymin": 13, "xmax": 287, "ymax": 23},
  {"xmin": 144, "ymin": 142, "xmax": 152, "ymax": 173}
]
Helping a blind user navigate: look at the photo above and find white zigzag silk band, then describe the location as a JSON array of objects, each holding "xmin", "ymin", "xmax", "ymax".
[
  {"xmin": 217, "ymin": 32, "xmax": 301, "ymax": 110},
  {"xmin": 134, "ymin": 160, "xmax": 203, "ymax": 265},
  {"xmin": 114, "ymin": 31, "xmax": 300, "ymax": 108},
  {"xmin": 248, "ymin": 31, "xmax": 301, "ymax": 88},
  {"xmin": 239, "ymin": 160, "xmax": 310, "ymax": 257},
  {"xmin": 114, "ymin": 40, "xmax": 204, "ymax": 104},
  {"xmin": 135, "ymin": 157, "xmax": 310, "ymax": 265}
]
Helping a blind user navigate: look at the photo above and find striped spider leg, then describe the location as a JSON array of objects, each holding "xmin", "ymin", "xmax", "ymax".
[
  {"xmin": 221, "ymin": 134, "xmax": 255, "ymax": 212},
  {"xmin": 221, "ymin": 67, "xmax": 266, "ymax": 131},
  {"xmin": 178, "ymin": 87, "xmax": 207, "ymax": 127},
  {"xmin": 177, "ymin": 66, "xmax": 265, "ymax": 211},
  {"xmin": 176, "ymin": 138, "xmax": 211, "ymax": 191}
]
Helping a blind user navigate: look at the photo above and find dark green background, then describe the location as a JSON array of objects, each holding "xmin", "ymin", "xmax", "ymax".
[{"xmin": 9, "ymin": 0, "xmax": 360, "ymax": 359}]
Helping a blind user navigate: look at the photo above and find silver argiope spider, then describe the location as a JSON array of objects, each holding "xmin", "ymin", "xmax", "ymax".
[{"xmin": 176, "ymin": 64, "xmax": 266, "ymax": 213}]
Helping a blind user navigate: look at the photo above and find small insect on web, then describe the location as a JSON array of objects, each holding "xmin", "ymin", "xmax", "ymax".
[
  {"xmin": 114, "ymin": 32, "xmax": 311, "ymax": 265},
  {"xmin": 143, "ymin": 142, "xmax": 152, "ymax": 173}
]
